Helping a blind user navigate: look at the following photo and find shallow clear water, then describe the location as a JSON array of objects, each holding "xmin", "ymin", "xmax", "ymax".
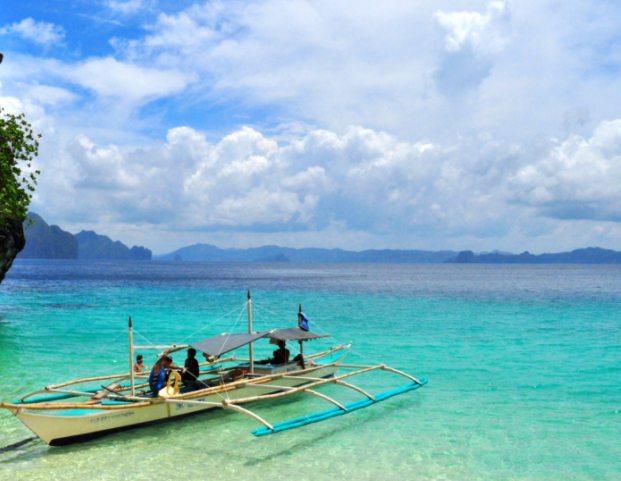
[{"xmin": 1, "ymin": 261, "xmax": 620, "ymax": 480}]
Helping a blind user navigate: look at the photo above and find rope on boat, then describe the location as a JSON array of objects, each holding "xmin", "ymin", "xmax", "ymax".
[
  {"xmin": 0, "ymin": 437, "xmax": 36, "ymax": 453},
  {"xmin": 252, "ymin": 304, "xmax": 349, "ymax": 380},
  {"xmin": 175, "ymin": 300, "xmax": 249, "ymax": 345}
]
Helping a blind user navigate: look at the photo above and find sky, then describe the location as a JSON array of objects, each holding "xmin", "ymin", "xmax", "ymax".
[{"xmin": 2, "ymin": 0, "xmax": 621, "ymax": 254}]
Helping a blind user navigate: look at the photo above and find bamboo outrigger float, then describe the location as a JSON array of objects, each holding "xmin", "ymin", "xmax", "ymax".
[{"xmin": 0, "ymin": 292, "xmax": 427, "ymax": 446}]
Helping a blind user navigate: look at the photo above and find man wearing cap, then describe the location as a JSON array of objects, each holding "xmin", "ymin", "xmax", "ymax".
[{"xmin": 149, "ymin": 345, "xmax": 183, "ymax": 395}]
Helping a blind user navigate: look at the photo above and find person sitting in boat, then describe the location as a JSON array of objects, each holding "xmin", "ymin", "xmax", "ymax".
[
  {"xmin": 272, "ymin": 340, "xmax": 290, "ymax": 364},
  {"xmin": 182, "ymin": 348, "xmax": 200, "ymax": 385},
  {"xmin": 149, "ymin": 346, "xmax": 183, "ymax": 395},
  {"xmin": 271, "ymin": 341, "xmax": 306, "ymax": 367},
  {"xmin": 134, "ymin": 354, "xmax": 150, "ymax": 372}
]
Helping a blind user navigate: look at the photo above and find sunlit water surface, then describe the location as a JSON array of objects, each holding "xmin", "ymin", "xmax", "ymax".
[{"xmin": 0, "ymin": 261, "xmax": 620, "ymax": 480}]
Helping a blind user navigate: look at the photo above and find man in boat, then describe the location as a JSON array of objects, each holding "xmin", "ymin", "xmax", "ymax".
[
  {"xmin": 272, "ymin": 340, "xmax": 290, "ymax": 364},
  {"xmin": 134, "ymin": 354, "xmax": 150, "ymax": 372},
  {"xmin": 272, "ymin": 340, "xmax": 305, "ymax": 368},
  {"xmin": 149, "ymin": 346, "xmax": 183, "ymax": 395},
  {"xmin": 181, "ymin": 348, "xmax": 200, "ymax": 385}
]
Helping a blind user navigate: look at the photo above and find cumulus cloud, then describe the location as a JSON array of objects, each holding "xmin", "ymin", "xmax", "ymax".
[
  {"xmin": 30, "ymin": 123, "xmax": 512, "ymax": 239},
  {"xmin": 21, "ymin": 106, "xmax": 621, "ymax": 252},
  {"xmin": 434, "ymin": 1, "xmax": 511, "ymax": 55},
  {"xmin": 0, "ymin": 18, "xmax": 65, "ymax": 45},
  {"xmin": 507, "ymin": 120, "xmax": 621, "ymax": 221}
]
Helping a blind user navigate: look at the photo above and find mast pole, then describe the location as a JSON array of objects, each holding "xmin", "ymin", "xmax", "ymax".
[
  {"xmin": 129, "ymin": 316, "xmax": 135, "ymax": 396},
  {"xmin": 298, "ymin": 304, "xmax": 304, "ymax": 359},
  {"xmin": 248, "ymin": 290, "xmax": 254, "ymax": 375}
]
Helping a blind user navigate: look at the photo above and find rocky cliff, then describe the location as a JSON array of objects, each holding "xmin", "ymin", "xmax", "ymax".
[
  {"xmin": 19, "ymin": 213, "xmax": 78, "ymax": 259},
  {"xmin": 0, "ymin": 216, "xmax": 26, "ymax": 283}
]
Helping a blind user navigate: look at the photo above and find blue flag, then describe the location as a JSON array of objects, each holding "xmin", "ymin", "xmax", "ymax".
[{"xmin": 298, "ymin": 312, "xmax": 310, "ymax": 331}]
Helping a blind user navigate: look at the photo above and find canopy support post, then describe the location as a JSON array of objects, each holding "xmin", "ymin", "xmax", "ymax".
[
  {"xmin": 129, "ymin": 316, "xmax": 135, "ymax": 396},
  {"xmin": 247, "ymin": 290, "xmax": 254, "ymax": 375}
]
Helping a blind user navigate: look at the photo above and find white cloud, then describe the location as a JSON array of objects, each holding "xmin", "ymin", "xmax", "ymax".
[
  {"xmin": 68, "ymin": 57, "xmax": 194, "ymax": 101},
  {"xmin": 507, "ymin": 120, "xmax": 621, "ymax": 221},
  {"xmin": 0, "ymin": 18, "xmax": 65, "ymax": 45},
  {"xmin": 107, "ymin": 0, "xmax": 149, "ymax": 15},
  {"xmin": 25, "ymin": 85, "xmax": 77, "ymax": 105},
  {"xmin": 19, "ymin": 109, "xmax": 621, "ymax": 253},
  {"xmin": 434, "ymin": 2, "xmax": 510, "ymax": 55},
  {"xmin": 7, "ymin": 0, "xmax": 621, "ymax": 254}
]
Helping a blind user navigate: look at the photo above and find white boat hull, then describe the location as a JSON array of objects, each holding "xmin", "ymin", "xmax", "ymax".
[{"xmin": 8, "ymin": 359, "xmax": 344, "ymax": 446}]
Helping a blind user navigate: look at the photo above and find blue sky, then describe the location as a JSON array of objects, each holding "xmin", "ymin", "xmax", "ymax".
[{"xmin": 2, "ymin": 0, "xmax": 621, "ymax": 254}]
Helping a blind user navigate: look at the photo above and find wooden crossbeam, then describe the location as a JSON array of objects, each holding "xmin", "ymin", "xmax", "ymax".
[{"xmin": 229, "ymin": 365, "xmax": 381, "ymax": 405}]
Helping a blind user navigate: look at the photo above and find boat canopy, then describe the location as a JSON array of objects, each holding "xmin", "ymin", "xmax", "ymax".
[
  {"xmin": 191, "ymin": 328, "xmax": 328, "ymax": 357},
  {"xmin": 267, "ymin": 328, "xmax": 329, "ymax": 342},
  {"xmin": 192, "ymin": 331, "xmax": 271, "ymax": 357}
]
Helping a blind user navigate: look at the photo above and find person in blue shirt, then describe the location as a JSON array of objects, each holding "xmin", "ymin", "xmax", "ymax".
[{"xmin": 149, "ymin": 346, "xmax": 183, "ymax": 395}]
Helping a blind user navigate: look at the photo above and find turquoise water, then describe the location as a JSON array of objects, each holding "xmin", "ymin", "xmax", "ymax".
[{"xmin": 1, "ymin": 261, "xmax": 620, "ymax": 480}]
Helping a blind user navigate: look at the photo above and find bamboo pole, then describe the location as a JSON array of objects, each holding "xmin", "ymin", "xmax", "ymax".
[
  {"xmin": 380, "ymin": 365, "xmax": 423, "ymax": 386},
  {"xmin": 45, "ymin": 357, "xmax": 236, "ymax": 392},
  {"xmin": 298, "ymin": 304, "xmax": 304, "ymax": 365},
  {"xmin": 334, "ymin": 380, "xmax": 376, "ymax": 401},
  {"xmin": 162, "ymin": 397, "xmax": 275, "ymax": 431},
  {"xmin": 228, "ymin": 365, "xmax": 381, "ymax": 404},
  {"xmin": 129, "ymin": 316, "xmax": 135, "ymax": 396},
  {"xmin": 0, "ymin": 401, "xmax": 154, "ymax": 411},
  {"xmin": 247, "ymin": 290, "xmax": 254, "ymax": 375},
  {"xmin": 49, "ymin": 374, "xmax": 133, "ymax": 390},
  {"xmin": 30, "ymin": 346, "xmax": 346, "ymax": 404},
  {"xmin": 304, "ymin": 389, "xmax": 347, "ymax": 411},
  {"xmin": 221, "ymin": 401, "xmax": 274, "ymax": 431},
  {"xmin": 306, "ymin": 344, "xmax": 348, "ymax": 359},
  {"xmin": 177, "ymin": 360, "xmax": 340, "ymax": 400},
  {"xmin": 282, "ymin": 375, "xmax": 376, "ymax": 401},
  {"xmin": 338, "ymin": 364, "xmax": 376, "ymax": 369}
]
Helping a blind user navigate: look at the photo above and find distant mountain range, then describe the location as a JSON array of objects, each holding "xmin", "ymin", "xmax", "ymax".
[
  {"xmin": 447, "ymin": 248, "xmax": 621, "ymax": 264},
  {"xmin": 156, "ymin": 243, "xmax": 459, "ymax": 263},
  {"xmin": 19, "ymin": 213, "xmax": 152, "ymax": 261},
  {"xmin": 75, "ymin": 231, "xmax": 151, "ymax": 260},
  {"xmin": 17, "ymin": 214, "xmax": 621, "ymax": 264}
]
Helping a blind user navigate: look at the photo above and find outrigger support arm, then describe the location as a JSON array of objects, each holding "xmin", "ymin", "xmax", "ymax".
[
  {"xmin": 284, "ymin": 376, "xmax": 377, "ymax": 402},
  {"xmin": 222, "ymin": 400, "xmax": 274, "ymax": 432},
  {"xmin": 245, "ymin": 383, "xmax": 348, "ymax": 411},
  {"xmin": 339, "ymin": 364, "xmax": 424, "ymax": 386},
  {"xmin": 304, "ymin": 389, "xmax": 348, "ymax": 412},
  {"xmin": 160, "ymin": 398, "xmax": 275, "ymax": 432},
  {"xmin": 380, "ymin": 365, "xmax": 424, "ymax": 386}
]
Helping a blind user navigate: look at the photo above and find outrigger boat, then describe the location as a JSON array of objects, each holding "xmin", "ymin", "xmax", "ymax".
[{"xmin": 0, "ymin": 292, "xmax": 427, "ymax": 446}]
